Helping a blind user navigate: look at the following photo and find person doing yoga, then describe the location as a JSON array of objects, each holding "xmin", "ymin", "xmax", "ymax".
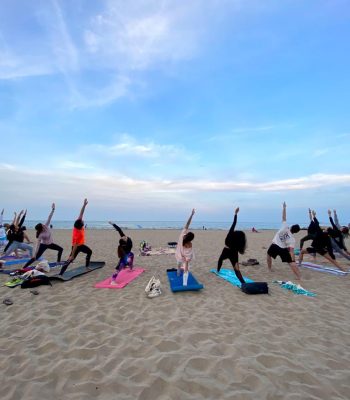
[
  {"xmin": 300, "ymin": 209, "xmax": 319, "ymax": 250},
  {"xmin": 298, "ymin": 217, "xmax": 346, "ymax": 271},
  {"xmin": 217, "ymin": 207, "xmax": 246, "ymax": 285},
  {"xmin": 175, "ymin": 209, "xmax": 195, "ymax": 286},
  {"xmin": 108, "ymin": 221, "xmax": 134, "ymax": 284},
  {"xmin": 267, "ymin": 202, "xmax": 301, "ymax": 280},
  {"xmin": 1, "ymin": 210, "xmax": 33, "ymax": 259},
  {"xmin": 0, "ymin": 209, "xmax": 7, "ymax": 248},
  {"xmin": 327, "ymin": 210, "xmax": 350, "ymax": 261},
  {"xmin": 22, "ymin": 203, "xmax": 63, "ymax": 268},
  {"xmin": 59, "ymin": 199, "xmax": 92, "ymax": 275}
]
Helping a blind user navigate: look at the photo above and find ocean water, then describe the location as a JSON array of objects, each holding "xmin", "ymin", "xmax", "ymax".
[{"xmin": 4, "ymin": 220, "xmax": 310, "ymax": 230}]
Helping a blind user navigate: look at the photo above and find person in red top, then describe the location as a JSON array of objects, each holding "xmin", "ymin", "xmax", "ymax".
[{"xmin": 59, "ymin": 199, "xmax": 92, "ymax": 275}]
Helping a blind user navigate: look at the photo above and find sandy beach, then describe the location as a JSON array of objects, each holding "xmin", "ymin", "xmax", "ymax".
[{"xmin": 1, "ymin": 228, "xmax": 350, "ymax": 400}]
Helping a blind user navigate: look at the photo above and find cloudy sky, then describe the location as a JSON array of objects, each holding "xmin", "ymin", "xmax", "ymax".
[{"xmin": 0, "ymin": 0, "xmax": 349, "ymax": 224}]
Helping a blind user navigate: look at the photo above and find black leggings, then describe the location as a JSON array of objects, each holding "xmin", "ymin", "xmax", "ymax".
[
  {"xmin": 300, "ymin": 234, "xmax": 316, "ymax": 249},
  {"xmin": 217, "ymin": 247, "xmax": 245, "ymax": 284},
  {"xmin": 23, "ymin": 243, "xmax": 63, "ymax": 268},
  {"xmin": 59, "ymin": 244, "xmax": 92, "ymax": 275}
]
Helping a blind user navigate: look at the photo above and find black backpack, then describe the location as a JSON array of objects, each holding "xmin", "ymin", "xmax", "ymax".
[
  {"xmin": 21, "ymin": 275, "xmax": 52, "ymax": 289},
  {"xmin": 241, "ymin": 282, "xmax": 268, "ymax": 295}
]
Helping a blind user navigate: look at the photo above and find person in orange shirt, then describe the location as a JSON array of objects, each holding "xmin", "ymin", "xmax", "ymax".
[{"xmin": 59, "ymin": 199, "xmax": 92, "ymax": 275}]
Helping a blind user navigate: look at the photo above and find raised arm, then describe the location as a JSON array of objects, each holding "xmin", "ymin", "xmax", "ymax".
[
  {"xmin": 45, "ymin": 203, "xmax": 55, "ymax": 226},
  {"xmin": 18, "ymin": 209, "xmax": 27, "ymax": 227},
  {"xmin": 77, "ymin": 199, "xmax": 88, "ymax": 220},
  {"xmin": 333, "ymin": 210, "xmax": 341, "ymax": 229},
  {"xmin": 184, "ymin": 209, "xmax": 195, "ymax": 230},
  {"xmin": 15, "ymin": 210, "xmax": 24, "ymax": 226},
  {"xmin": 108, "ymin": 221, "xmax": 125, "ymax": 238},
  {"xmin": 328, "ymin": 210, "xmax": 340, "ymax": 232},
  {"xmin": 227, "ymin": 207, "xmax": 239, "ymax": 236},
  {"xmin": 0, "ymin": 209, "xmax": 3, "ymax": 226},
  {"xmin": 282, "ymin": 202, "xmax": 287, "ymax": 222},
  {"xmin": 308, "ymin": 208, "xmax": 312, "ymax": 222}
]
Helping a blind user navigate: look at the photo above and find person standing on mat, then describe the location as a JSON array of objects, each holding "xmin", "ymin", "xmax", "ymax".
[
  {"xmin": 300, "ymin": 209, "xmax": 319, "ymax": 250},
  {"xmin": 326, "ymin": 210, "xmax": 350, "ymax": 261},
  {"xmin": 267, "ymin": 202, "xmax": 302, "ymax": 280},
  {"xmin": 298, "ymin": 220, "xmax": 346, "ymax": 272},
  {"xmin": 0, "ymin": 209, "xmax": 7, "ymax": 248},
  {"xmin": 217, "ymin": 207, "xmax": 246, "ymax": 285},
  {"xmin": 1, "ymin": 210, "xmax": 33, "ymax": 259},
  {"xmin": 22, "ymin": 203, "xmax": 63, "ymax": 268},
  {"xmin": 2, "ymin": 209, "xmax": 28, "ymax": 254},
  {"xmin": 108, "ymin": 221, "xmax": 134, "ymax": 284},
  {"xmin": 59, "ymin": 199, "xmax": 92, "ymax": 275},
  {"xmin": 175, "ymin": 209, "xmax": 195, "ymax": 286}
]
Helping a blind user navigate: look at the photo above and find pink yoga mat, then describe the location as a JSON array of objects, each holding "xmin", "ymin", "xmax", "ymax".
[{"xmin": 94, "ymin": 268, "xmax": 145, "ymax": 289}]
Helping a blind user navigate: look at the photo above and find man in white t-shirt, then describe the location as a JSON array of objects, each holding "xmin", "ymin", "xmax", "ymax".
[{"xmin": 267, "ymin": 202, "xmax": 301, "ymax": 280}]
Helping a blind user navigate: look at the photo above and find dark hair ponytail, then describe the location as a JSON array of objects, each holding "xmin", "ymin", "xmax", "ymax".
[
  {"xmin": 183, "ymin": 232, "xmax": 194, "ymax": 245},
  {"xmin": 35, "ymin": 223, "xmax": 44, "ymax": 238}
]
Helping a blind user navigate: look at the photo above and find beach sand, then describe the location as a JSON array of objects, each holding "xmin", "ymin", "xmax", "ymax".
[{"xmin": 1, "ymin": 228, "xmax": 350, "ymax": 400}]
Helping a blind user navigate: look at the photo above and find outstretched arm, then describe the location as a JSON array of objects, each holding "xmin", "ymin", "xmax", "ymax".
[
  {"xmin": 282, "ymin": 202, "xmax": 287, "ymax": 222},
  {"xmin": 228, "ymin": 207, "xmax": 239, "ymax": 236},
  {"xmin": 184, "ymin": 209, "xmax": 195, "ymax": 230},
  {"xmin": 46, "ymin": 203, "xmax": 55, "ymax": 226},
  {"xmin": 308, "ymin": 208, "xmax": 312, "ymax": 222},
  {"xmin": 77, "ymin": 199, "xmax": 88, "ymax": 220},
  {"xmin": 0, "ymin": 209, "xmax": 3, "ymax": 226},
  {"xmin": 328, "ymin": 210, "xmax": 340, "ymax": 232},
  {"xmin": 333, "ymin": 210, "xmax": 341, "ymax": 230},
  {"xmin": 15, "ymin": 210, "xmax": 24, "ymax": 226},
  {"xmin": 108, "ymin": 221, "xmax": 125, "ymax": 238},
  {"xmin": 18, "ymin": 209, "xmax": 27, "ymax": 227}
]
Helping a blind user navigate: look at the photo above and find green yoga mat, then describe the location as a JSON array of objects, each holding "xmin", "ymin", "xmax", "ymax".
[{"xmin": 50, "ymin": 261, "xmax": 105, "ymax": 281}]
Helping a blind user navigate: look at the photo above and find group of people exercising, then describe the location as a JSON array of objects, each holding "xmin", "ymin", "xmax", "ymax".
[{"xmin": 0, "ymin": 200, "xmax": 349, "ymax": 284}]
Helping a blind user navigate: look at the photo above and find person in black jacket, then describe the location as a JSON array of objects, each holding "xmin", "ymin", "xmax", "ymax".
[
  {"xmin": 327, "ymin": 210, "xmax": 350, "ymax": 260},
  {"xmin": 300, "ymin": 209, "xmax": 319, "ymax": 250},
  {"xmin": 298, "ymin": 214, "xmax": 345, "ymax": 271},
  {"xmin": 217, "ymin": 207, "xmax": 246, "ymax": 284},
  {"xmin": 108, "ymin": 221, "xmax": 133, "ymax": 283}
]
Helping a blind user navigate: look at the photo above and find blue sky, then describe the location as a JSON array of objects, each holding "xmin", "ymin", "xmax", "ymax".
[{"xmin": 1, "ymin": 0, "xmax": 350, "ymax": 224}]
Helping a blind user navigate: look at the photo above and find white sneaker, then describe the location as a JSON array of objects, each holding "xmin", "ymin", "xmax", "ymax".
[
  {"xmin": 148, "ymin": 288, "xmax": 161, "ymax": 298},
  {"xmin": 145, "ymin": 276, "xmax": 156, "ymax": 293}
]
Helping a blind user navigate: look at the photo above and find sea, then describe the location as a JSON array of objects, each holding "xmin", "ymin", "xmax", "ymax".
[{"xmin": 6, "ymin": 220, "xmax": 311, "ymax": 231}]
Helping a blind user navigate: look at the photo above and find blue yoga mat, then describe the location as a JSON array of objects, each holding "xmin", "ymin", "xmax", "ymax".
[
  {"xmin": 210, "ymin": 268, "xmax": 254, "ymax": 288},
  {"xmin": 1, "ymin": 256, "xmax": 43, "ymax": 266},
  {"xmin": 166, "ymin": 269, "xmax": 204, "ymax": 292}
]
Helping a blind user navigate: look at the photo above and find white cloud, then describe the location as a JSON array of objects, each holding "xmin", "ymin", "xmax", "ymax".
[
  {"xmin": 84, "ymin": 0, "xmax": 200, "ymax": 71},
  {"xmin": 2, "ymin": 163, "xmax": 350, "ymax": 197},
  {"xmin": 78, "ymin": 134, "xmax": 192, "ymax": 160},
  {"xmin": 57, "ymin": 161, "xmax": 94, "ymax": 170}
]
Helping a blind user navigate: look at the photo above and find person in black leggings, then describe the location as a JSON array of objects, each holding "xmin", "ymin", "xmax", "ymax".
[
  {"xmin": 22, "ymin": 203, "xmax": 63, "ymax": 268},
  {"xmin": 300, "ymin": 209, "xmax": 319, "ymax": 250},
  {"xmin": 59, "ymin": 199, "xmax": 92, "ymax": 275},
  {"xmin": 217, "ymin": 207, "xmax": 246, "ymax": 284},
  {"xmin": 108, "ymin": 221, "xmax": 133, "ymax": 282},
  {"xmin": 3, "ymin": 209, "xmax": 27, "ymax": 253}
]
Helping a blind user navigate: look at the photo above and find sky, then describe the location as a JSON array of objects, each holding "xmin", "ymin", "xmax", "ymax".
[{"xmin": 0, "ymin": 0, "xmax": 350, "ymax": 224}]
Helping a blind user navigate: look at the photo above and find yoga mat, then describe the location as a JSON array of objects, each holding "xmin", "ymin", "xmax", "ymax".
[
  {"xmin": 166, "ymin": 268, "xmax": 204, "ymax": 292},
  {"xmin": 300, "ymin": 262, "xmax": 349, "ymax": 276},
  {"xmin": 95, "ymin": 268, "xmax": 145, "ymax": 289},
  {"xmin": 50, "ymin": 261, "xmax": 105, "ymax": 281},
  {"xmin": 1, "ymin": 257, "xmax": 43, "ymax": 266},
  {"xmin": 210, "ymin": 268, "xmax": 254, "ymax": 288}
]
